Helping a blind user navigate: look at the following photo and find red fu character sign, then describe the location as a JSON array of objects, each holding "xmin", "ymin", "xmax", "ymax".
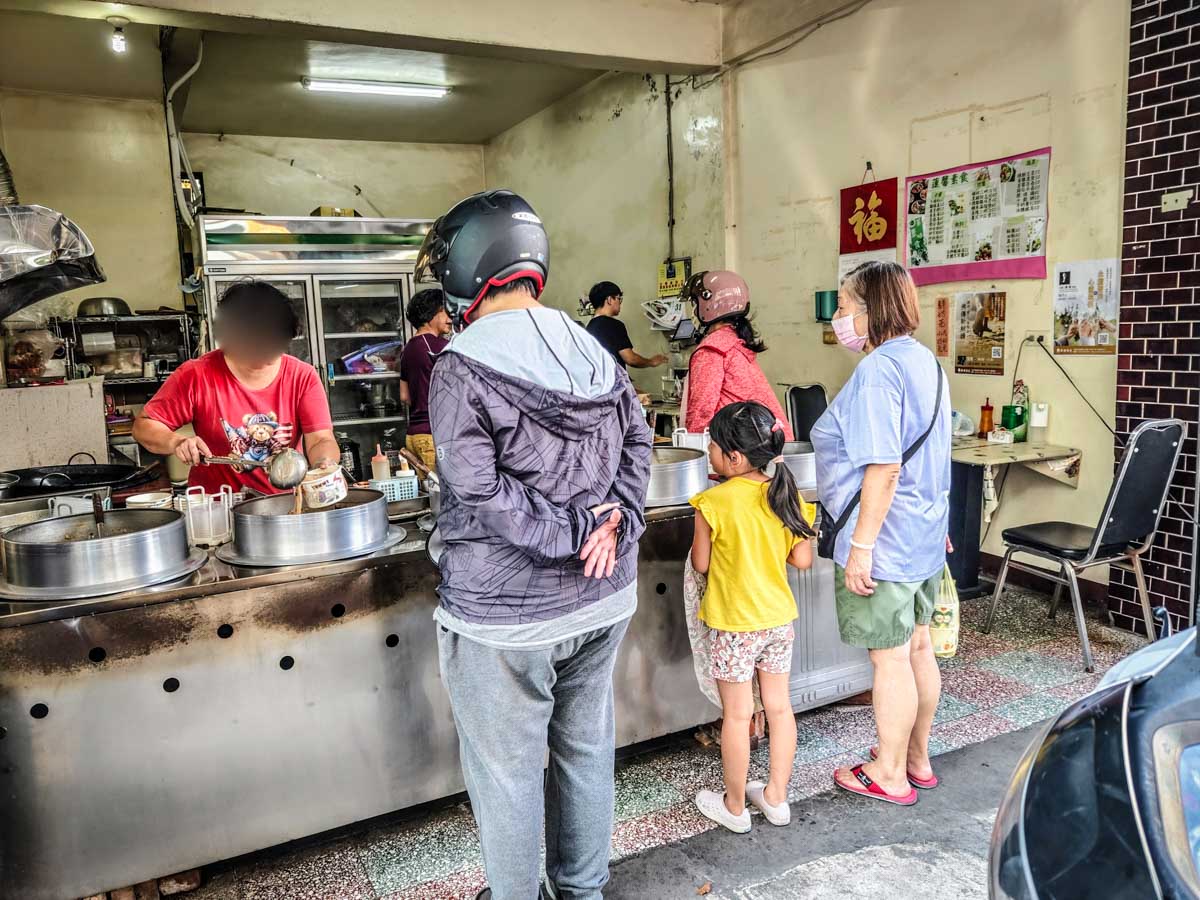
[{"xmin": 839, "ymin": 178, "xmax": 899, "ymax": 255}]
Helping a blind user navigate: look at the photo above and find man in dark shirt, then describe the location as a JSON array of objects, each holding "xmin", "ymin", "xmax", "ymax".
[
  {"xmin": 398, "ymin": 288, "xmax": 452, "ymax": 472},
  {"xmin": 584, "ymin": 281, "xmax": 667, "ymax": 371}
]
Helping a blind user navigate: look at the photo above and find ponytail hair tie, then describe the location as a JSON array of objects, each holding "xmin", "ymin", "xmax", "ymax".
[
  {"xmin": 771, "ymin": 418, "xmax": 785, "ymax": 433},
  {"xmin": 771, "ymin": 455, "xmax": 784, "ymax": 465}
]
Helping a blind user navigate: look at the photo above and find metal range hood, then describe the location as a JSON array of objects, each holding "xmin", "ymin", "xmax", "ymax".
[{"xmin": 0, "ymin": 203, "xmax": 106, "ymax": 321}]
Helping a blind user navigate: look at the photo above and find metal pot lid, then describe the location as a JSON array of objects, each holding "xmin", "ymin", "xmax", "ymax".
[
  {"xmin": 215, "ymin": 525, "xmax": 407, "ymax": 569},
  {"xmin": 0, "ymin": 547, "xmax": 207, "ymax": 601}
]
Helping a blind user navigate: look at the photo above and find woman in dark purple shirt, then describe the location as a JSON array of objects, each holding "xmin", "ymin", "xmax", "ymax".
[{"xmin": 398, "ymin": 289, "xmax": 452, "ymax": 471}]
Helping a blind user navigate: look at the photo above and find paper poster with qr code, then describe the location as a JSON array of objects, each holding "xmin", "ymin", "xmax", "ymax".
[
  {"xmin": 954, "ymin": 291, "xmax": 1006, "ymax": 376},
  {"xmin": 905, "ymin": 148, "xmax": 1050, "ymax": 286},
  {"xmin": 1053, "ymin": 259, "xmax": 1118, "ymax": 355}
]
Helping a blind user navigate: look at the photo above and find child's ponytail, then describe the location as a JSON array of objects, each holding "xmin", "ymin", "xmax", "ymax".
[
  {"xmin": 709, "ymin": 401, "xmax": 816, "ymax": 540},
  {"xmin": 765, "ymin": 428, "xmax": 816, "ymax": 540}
]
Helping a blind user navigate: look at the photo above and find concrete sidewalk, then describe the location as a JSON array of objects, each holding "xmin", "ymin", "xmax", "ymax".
[{"xmin": 606, "ymin": 724, "xmax": 1041, "ymax": 900}]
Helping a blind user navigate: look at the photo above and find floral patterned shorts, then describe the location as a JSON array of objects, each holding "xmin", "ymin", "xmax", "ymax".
[{"xmin": 708, "ymin": 624, "xmax": 795, "ymax": 683}]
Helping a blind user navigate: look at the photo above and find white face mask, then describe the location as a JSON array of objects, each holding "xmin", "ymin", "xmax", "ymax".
[{"xmin": 832, "ymin": 311, "xmax": 868, "ymax": 352}]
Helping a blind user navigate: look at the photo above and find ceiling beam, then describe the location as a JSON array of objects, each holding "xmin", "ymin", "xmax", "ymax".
[{"xmin": 0, "ymin": 0, "xmax": 722, "ymax": 73}]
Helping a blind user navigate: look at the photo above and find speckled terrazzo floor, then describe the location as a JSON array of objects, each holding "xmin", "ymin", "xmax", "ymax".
[{"xmin": 184, "ymin": 586, "xmax": 1143, "ymax": 900}]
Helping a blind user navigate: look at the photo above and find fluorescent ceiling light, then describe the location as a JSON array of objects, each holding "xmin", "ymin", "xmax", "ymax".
[{"xmin": 301, "ymin": 78, "xmax": 449, "ymax": 99}]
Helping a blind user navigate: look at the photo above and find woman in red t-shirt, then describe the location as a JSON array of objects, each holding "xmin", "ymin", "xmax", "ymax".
[
  {"xmin": 681, "ymin": 270, "xmax": 794, "ymax": 440},
  {"xmin": 133, "ymin": 281, "xmax": 338, "ymax": 494}
]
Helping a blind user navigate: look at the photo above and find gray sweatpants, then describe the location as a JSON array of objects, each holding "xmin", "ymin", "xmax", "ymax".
[{"xmin": 437, "ymin": 619, "xmax": 631, "ymax": 900}]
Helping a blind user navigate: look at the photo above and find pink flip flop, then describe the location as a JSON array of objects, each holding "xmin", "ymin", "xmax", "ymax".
[
  {"xmin": 834, "ymin": 764, "xmax": 918, "ymax": 806},
  {"xmin": 869, "ymin": 746, "xmax": 939, "ymax": 790}
]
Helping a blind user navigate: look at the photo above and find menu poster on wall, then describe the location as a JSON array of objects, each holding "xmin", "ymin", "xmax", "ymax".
[
  {"xmin": 905, "ymin": 148, "xmax": 1051, "ymax": 286},
  {"xmin": 837, "ymin": 177, "xmax": 899, "ymax": 282},
  {"xmin": 935, "ymin": 296, "xmax": 950, "ymax": 357},
  {"xmin": 954, "ymin": 291, "xmax": 1006, "ymax": 376},
  {"xmin": 1053, "ymin": 259, "xmax": 1118, "ymax": 355}
]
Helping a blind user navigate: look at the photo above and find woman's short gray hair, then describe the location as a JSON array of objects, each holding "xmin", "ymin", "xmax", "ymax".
[{"xmin": 840, "ymin": 261, "xmax": 920, "ymax": 346}]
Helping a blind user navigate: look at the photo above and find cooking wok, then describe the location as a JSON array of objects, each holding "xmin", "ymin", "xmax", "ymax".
[{"xmin": 1, "ymin": 461, "xmax": 154, "ymax": 499}]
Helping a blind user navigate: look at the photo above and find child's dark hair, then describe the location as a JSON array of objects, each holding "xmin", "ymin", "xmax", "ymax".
[{"xmin": 709, "ymin": 401, "xmax": 814, "ymax": 539}]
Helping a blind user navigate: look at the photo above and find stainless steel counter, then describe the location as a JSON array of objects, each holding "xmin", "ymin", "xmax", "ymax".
[
  {"xmin": 0, "ymin": 503, "xmax": 870, "ymax": 900},
  {"xmin": 0, "ymin": 507, "xmax": 715, "ymax": 900}
]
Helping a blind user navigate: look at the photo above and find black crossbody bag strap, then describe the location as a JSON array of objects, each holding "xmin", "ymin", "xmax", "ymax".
[{"xmin": 823, "ymin": 360, "xmax": 944, "ymax": 548}]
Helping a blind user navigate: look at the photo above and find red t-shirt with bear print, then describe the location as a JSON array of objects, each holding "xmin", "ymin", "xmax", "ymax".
[{"xmin": 142, "ymin": 351, "xmax": 333, "ymax": 494}]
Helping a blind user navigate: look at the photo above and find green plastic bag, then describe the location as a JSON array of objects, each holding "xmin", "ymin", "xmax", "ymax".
[{"xmin": 930, "ymin": 563, "xmax": 960, "ymax": 659}]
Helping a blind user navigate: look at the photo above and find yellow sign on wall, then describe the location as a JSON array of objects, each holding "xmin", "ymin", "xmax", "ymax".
[{"xmin": 657, "ymin": 257, "xmax": 692, "ymax": 299}]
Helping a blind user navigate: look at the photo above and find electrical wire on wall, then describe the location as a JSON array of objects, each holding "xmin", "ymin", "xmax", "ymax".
[
  {"xmin": 660, "ymin": 1, "xmax": 875, "ymax": 267},
  {"xmin": 1011, "ymin": 335, "xmax": 1194, "ymax": 527},
  {"xmin": 164, "ymin": 32, "xmax": 205, "ymax": 231},
  {"xmin": 689, "ymin": 0, "xmax": 874, "ymax": 91}
]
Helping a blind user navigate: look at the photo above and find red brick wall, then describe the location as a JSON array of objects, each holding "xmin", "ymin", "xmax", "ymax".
[{"xmin": 1113, "ymin": 0, "xmax": 1200, "ymax": 633}]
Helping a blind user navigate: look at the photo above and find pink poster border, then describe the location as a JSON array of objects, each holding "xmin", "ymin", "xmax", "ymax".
[{"xmin": 904, "ymin": 146, "xmax": 1052, "ymax": 287}]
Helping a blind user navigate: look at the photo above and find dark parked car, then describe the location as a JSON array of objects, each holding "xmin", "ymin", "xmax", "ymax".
[{"xmin": 990, "ymin": 627, "xmax": 1200, "ymax": 899}]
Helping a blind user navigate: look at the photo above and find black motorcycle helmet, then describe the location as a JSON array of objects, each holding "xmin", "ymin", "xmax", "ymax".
[{"xmin": 414, "ymin": 189, "xmax": 549, "ymax": 327}]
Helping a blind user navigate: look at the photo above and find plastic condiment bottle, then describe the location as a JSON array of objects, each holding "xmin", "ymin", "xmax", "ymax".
[
  {"xmin": 396, "ymin": 458, "xmax": 419, "ymax": 497},
  {"xmin": 370, "ymin": 444, "xmax": 391, "ymax": 481},
  {"xmin": 977, "ymin": 398, "xmax": 994, "ymax": 438}
]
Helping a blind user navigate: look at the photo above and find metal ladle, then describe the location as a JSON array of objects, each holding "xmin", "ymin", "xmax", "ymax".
[{"xmin": 202, "ymin": 448, "xmax": 310, "ymax": 490}]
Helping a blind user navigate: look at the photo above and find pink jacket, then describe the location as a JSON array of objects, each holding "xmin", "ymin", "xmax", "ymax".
[{"xmin": 685, "ymin": 326, "xmax": 794, "ymax": 440}]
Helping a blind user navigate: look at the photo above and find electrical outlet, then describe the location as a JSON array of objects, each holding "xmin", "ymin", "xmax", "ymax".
[
  {"xmin": 1024, "ymin": 330, "xmax": 1049, "ymax": 344},
  {"xmin": 1162, "ymin": 188, "xmax": 1194, "ymax": 213}
]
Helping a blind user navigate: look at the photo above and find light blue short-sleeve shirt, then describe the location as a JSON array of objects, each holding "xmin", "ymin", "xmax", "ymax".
[{"xmin": 810, "ymin": 336, "xmax": 951, "ymax": 583}]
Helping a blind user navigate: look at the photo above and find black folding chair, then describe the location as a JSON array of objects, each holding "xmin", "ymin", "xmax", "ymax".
[
  {"xmin": 983, "ymin": 418, "xmax": 1185, "ymax": 671},
  {"xmin": 785, "ymin": 383, "xmax": 828, "ymax": 443}
]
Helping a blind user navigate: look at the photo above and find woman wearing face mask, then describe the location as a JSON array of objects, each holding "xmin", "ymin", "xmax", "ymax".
[
  {"xmin": 810, "ymin": 261, "xmax": 951, "ymax": 808},
  {"xmin": 681, "ymin": 270, "xmax": 794, "ymax": 440}
]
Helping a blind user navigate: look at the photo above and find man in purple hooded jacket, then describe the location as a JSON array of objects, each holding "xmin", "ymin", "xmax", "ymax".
[{"xmin": 416, "ymin": 190, "xmax": 653, "ymax": 900}]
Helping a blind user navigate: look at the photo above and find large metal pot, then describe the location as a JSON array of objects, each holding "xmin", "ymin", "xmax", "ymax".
[
  {"xmin": 645, "ymin": 447, "xmax": 709, "ymax": 508},
  {"xmin": 0, "ymin": 472, "xmax": 17, "ymax": 501},
  {"xmin": 217, "ymin": 488, "xmax": 402, "ymax": 567},
  {"xmin": 77, "ymin": 296, "xmax": 131, "ymax": 317},
  {"xmin": 0, "ymin": 508, "xmax": 205, "ymax": 600},
  {"xmin": 780, "ymin": 440, "xmax": 816, "ymax": 487}
]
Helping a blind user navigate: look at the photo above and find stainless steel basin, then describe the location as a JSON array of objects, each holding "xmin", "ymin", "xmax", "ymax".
[
  {"xmin": 0, "ymin": 508, "xmax": 203, "ymax": 599},
  {"xmin": 220, "ymin": 488, "xmax": 395, "ymax": 566},
  {"xmin": 780, "ymin": 441, "xmax": 816, "ymax": 487},
  {"xmin": 645, "ymin": 447, "xmax": 709, "ymax": 508}
]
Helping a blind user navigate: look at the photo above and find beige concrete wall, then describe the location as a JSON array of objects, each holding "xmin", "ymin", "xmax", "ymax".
[
  {"xmin": 726, "ymin": 0, "xmax": 1128, "ymax": 579},
  {"xmin": 485, "ymin": 72, "xmax": 724, "ymax": 392},
  {"xmin": 0, "ymin": 88, "xmax": 183, "ymax": 319},
  {"xmin": 182, "ymin": 133, "xmax": 485, "ymax": 219}
]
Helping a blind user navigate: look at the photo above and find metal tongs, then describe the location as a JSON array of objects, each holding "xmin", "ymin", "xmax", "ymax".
[
  {"xmin": 91, "ymin": 492, "xmax": 106, "ymax": 538},
  {"xmin": 201, "ymin": 448, "xmax": 310, "ymax": 490}
]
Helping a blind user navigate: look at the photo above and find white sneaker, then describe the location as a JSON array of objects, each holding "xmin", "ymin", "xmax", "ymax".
[
  {"xmin": 746, "ymin": 781, "xmax": 791, "ymax": 826},
  {"xmin": 696, "ymin": 790, "xmax": 751, "ymax": 834}
]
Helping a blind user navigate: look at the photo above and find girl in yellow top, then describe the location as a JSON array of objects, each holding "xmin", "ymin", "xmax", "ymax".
[{"xmin": 689, "ymin": 401, "xmax": 815, "ymax": 834}]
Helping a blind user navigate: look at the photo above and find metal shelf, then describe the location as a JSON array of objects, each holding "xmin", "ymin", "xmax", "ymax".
[
  {"xmin": 330, "ymin": 372, "xmax": 400, "ymax": 382},
  {"xmin": 71, "ymin": 314, "xmax": 193, "ymax": 324},
  {"xmin": 103, "ymin": 376, "xmax": 165, "ymax": 385},
  {"xmin": 324, "ymin": 331, "xmax": 400, "ymax": 339},
  {"xmin": 332, "ymin": 415, "xmax": 407, "ymax": 427}
]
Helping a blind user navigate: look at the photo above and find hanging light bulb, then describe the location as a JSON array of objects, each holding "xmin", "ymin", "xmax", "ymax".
[{"xmin": 107, "ymin": 16, "xmax": 129, "ymax": 54}]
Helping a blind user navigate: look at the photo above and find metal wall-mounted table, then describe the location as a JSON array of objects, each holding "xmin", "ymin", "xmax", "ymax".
[{"xmin": 949, "ymin": 436, "xmax": 1083, "ymax": 598}]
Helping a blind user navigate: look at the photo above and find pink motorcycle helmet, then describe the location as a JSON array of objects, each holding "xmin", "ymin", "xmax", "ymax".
[{"xmin": 681, "ymin": 270, "xmax": 750, "ymax": 326}]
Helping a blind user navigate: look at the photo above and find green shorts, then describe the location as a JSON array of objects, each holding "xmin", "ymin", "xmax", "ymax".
[{"xmin": 834, "ymin": 566, "xmax": 941, "ymax": 650}]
